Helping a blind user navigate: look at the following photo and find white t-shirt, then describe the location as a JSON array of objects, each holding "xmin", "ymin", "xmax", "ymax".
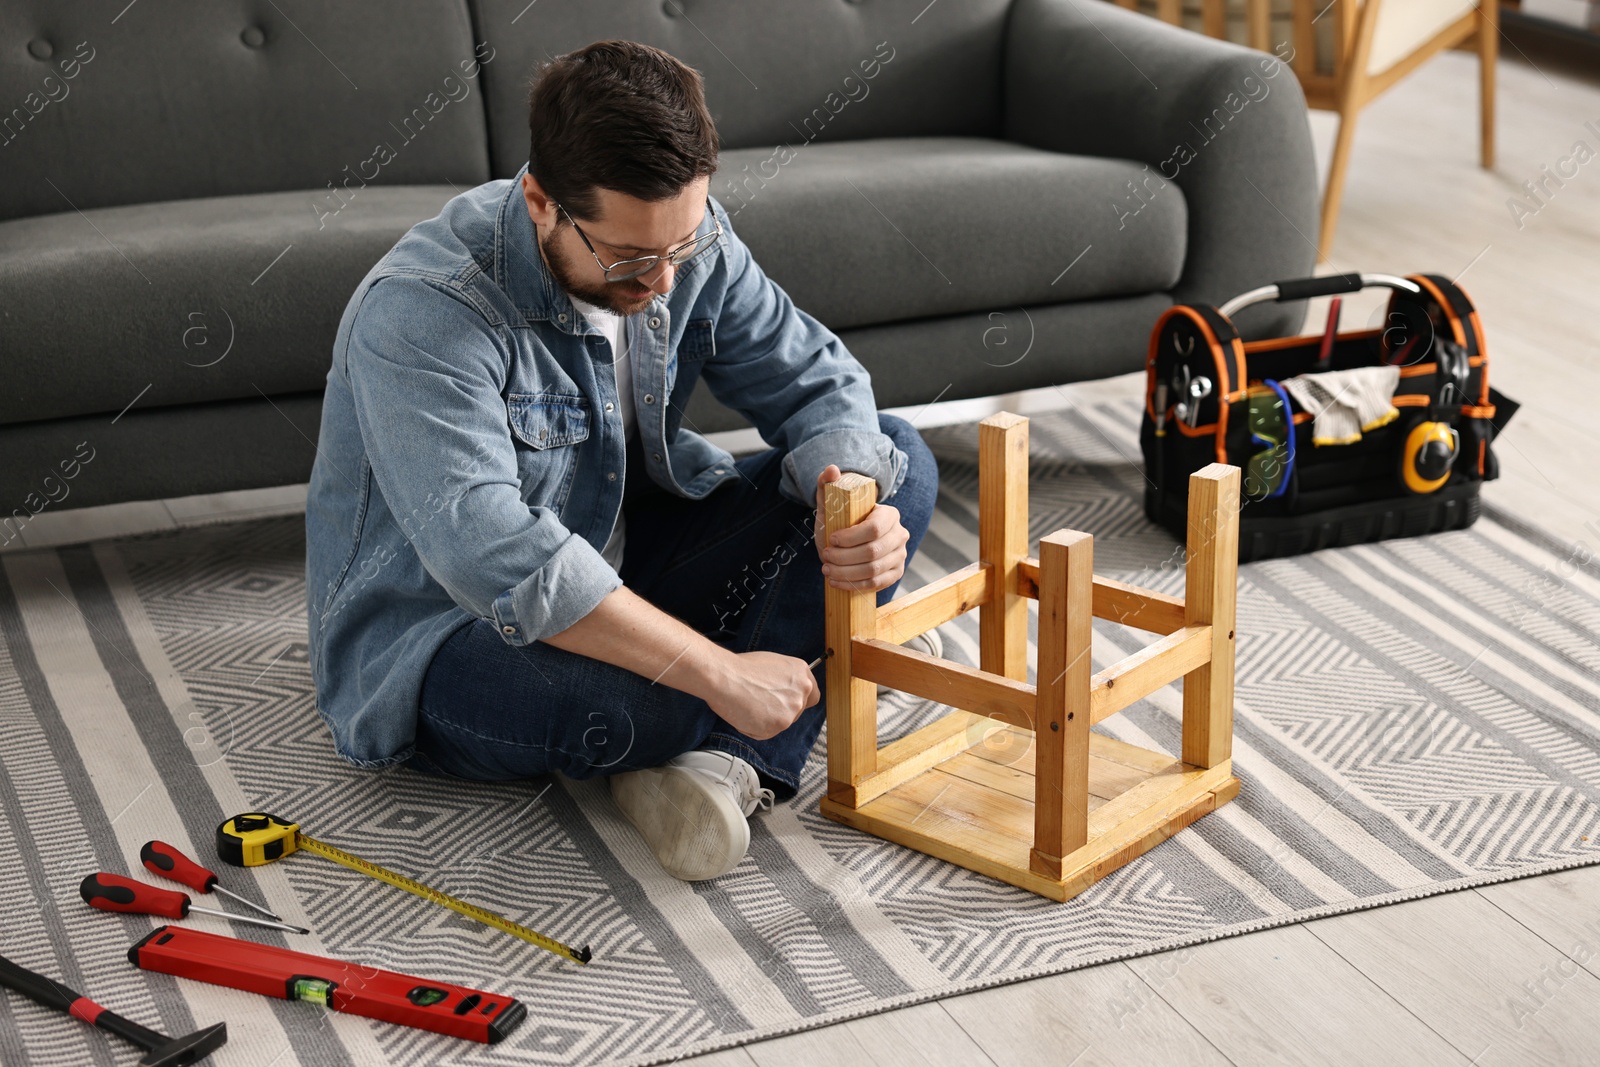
[{"xmin": 568, "ymin": 295, "xmax": 632, "ymax": 571}]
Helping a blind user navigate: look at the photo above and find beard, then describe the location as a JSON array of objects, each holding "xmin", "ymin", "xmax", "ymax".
[{"xmin": 538, "ymin": 223, "xmax": 657, "ymax": 317}]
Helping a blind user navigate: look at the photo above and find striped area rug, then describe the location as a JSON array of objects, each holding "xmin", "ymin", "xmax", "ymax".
[{"xmin": 3, "ymin": 398, "xmax": 1599, "ymax": 1067}]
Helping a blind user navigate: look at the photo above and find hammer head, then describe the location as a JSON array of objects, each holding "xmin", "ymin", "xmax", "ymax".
[{"xmin": 140, "ymin": 1022, "xmax": 227, "ymax": 1067}]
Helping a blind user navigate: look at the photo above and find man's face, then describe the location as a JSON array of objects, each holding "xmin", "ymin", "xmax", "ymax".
[{"xmin": 522, "ymin": 173, "xmax": 710, "ymax": 318}]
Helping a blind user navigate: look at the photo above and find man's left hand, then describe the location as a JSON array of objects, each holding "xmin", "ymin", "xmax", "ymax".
[{"xmin": 813, "ymin": 464, "xmax": 910, "ymax": 593}]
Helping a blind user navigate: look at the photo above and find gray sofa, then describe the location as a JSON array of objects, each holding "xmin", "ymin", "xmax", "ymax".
[{"xmin": 0, "ymin": 0, "xmax": 1316, "ymax": 515}]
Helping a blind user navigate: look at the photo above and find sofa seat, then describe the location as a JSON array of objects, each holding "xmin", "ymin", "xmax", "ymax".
[
  {"xmin": 0, "ymin": 186, "xmax": 461, "ymax": 427},
  {"xmin": 715, "ymin": 136, "xmax": 1187, "ymax": 332}
]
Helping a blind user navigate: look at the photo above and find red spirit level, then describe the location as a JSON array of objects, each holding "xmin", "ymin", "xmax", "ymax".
[{"xmin": 128, "ymin": 926, "xmax": 527, "ymax": 1044}]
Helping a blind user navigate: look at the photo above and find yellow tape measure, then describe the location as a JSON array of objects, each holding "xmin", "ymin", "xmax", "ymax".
[{"xmin": 216, "ymin": 812, "xmax": 591, "ymax": 965}]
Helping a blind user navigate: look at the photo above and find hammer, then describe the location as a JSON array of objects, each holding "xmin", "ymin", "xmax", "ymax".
[{"xmin": 0, "ymin": 951, "xmax": 226, "ymax": 1066}]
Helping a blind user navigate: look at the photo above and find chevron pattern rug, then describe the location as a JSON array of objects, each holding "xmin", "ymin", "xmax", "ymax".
[{"xmin": 4, "ymin": 397, "xmax": 1599, "ymax": 1067}]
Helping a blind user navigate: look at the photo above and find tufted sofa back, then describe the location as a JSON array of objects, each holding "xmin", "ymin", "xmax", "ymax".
[
  {"xmin": 0, "ymin": 1, "xmax": 492, "ymax": 222},
  {"xmin": 469, "ymin": 0, "xmax": 1015, "ymax": 178},
  {"xmin": 0, "ymin": 0, "xmax": 1016, "ymax": 221}
]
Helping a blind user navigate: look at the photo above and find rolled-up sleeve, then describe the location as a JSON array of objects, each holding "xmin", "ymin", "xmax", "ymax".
[
  {"xmin": 700, "ymin": 200, "xmax": 908, "ymax": 507},
  {"xmin": 344, "ymin": 277, "xmax": 621, "ymax": 644}
]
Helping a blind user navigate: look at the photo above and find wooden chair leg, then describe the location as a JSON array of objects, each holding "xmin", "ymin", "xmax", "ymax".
[
  {"xmin": 1335, "ymin": 0, "xmax": 1358, "ymax": 72},
  {"xmin": 824, "ymin": 473, "xmax": 881, "ymax": 803},
  {"xmin": 1319, "ymin": 109, "xmax": 1358, "ymax": 261},
  {"xmin": 1291, "ymin": 0, "xmax": 1317, "ymax": 79},
  {"xmin": 1181, "ymin": 465, "xmax": 1240, "ymax": 770},
  {"xmin": 1246, "ymin": 0, "xmax": 1272, "ymax": 52},
  {"xmin": 979, "ymin": 413, "xmax": 1029, "ymax": 683},
  {"xmin": 1478, "ymin": 0, "xmax": 1498, "ymax": 170},
  {"xmin": 1030, "ymin": 528, "xmax": 1094, "ymax": 881},
  {"xmin": 1320, "ymin": 0, "xmax": 1383, "ymax": 261}
]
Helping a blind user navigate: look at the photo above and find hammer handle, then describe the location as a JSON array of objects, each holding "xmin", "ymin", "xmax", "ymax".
[
  {"xmin": 0, "ymin": 951, "xmax": 79, "ymax": 1013},
  {"xmin": 0, "ymin": 952, "xmax": 166, "ymax": 1050}
]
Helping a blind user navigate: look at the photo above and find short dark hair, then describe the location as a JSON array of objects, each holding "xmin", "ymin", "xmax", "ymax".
[{"xmin": 526, "ymin": 40, "xmax": 720, "ymax": 222}]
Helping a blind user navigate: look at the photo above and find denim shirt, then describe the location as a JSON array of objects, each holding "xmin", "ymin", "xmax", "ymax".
[{"xmin": 305, "ymin": 163, "xmax": 908, "ymax": 767}]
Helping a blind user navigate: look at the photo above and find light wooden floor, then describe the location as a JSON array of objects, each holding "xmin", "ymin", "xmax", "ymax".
[{"xmin": 9, "ymin": 29, "xmax": 1599, "ymax": 1067}]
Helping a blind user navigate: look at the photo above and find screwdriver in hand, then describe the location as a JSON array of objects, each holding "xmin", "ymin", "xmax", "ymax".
[
  {"xmin": 80, "ymin": 873, "xmax": 310, "ymax": 935},
  {"xmin": 141, "ymin": 839, "xmax": 285, "ymax": 922}
]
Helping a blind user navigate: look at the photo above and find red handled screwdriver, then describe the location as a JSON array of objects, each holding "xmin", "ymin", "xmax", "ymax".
[
  {"xmin": 141, "ymin": 839, "xmax": 286, "ymax": 922},
  {"xmin": 80, "ymin": 873, "xmax": 310, "ymax": 935}
]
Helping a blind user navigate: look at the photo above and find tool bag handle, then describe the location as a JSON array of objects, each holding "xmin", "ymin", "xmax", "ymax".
[{"xmin": 1218, "ymin": 273, "xmax": 1422, "ymax": 319}]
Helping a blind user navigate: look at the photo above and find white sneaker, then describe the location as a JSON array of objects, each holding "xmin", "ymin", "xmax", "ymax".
[
  {"xmin": 879, "ymin": 627, "xmax": 944, "ymax": 695},
  {"xmin": 609, "ymin": 749, "xmax": 775, "ymax": 881}
]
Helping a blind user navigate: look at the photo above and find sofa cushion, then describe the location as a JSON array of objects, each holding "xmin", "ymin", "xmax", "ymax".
[
  {"xmin": 684, "ymin": 291, "xmax": 1175, "ymax": 434},
  {"xmin": 715, "ymin": 137, "xmax": 1187, "ymax": 331},
  {"xmin": 0, "ymin": 1, "xmax": 490, "ymax": 221},
  {"xmin": 470, "ymin": 0, "xmax": 1013, "ymax": 171},
  {"xmin": 0, "ymin": 186, "xmax": 459, "ymax": 426},
  {"xmin": 0, "ymin": 393, "xmax": 324, "ymax": 516}
]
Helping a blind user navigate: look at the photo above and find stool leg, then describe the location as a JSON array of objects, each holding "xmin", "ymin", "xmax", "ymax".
[
  {"xmin": 1031, "ymin": 528, "xmax": 1094, "ymax": 880},
  {"xmin": 824, "ymin": 474, "xmax": 882, "ymax": 805},
  {"xmin": 979, "ymin": 413, "xmax": 1029, "ymax": 682},
  {"xmin": 1182, "ymin": 464, "xmax": 1240, "ymax": 769}
]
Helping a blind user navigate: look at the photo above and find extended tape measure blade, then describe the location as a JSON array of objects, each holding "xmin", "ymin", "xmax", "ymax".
[{"xmin": 296, "ymin": 832, "xmax": 590, "ymax": 965}]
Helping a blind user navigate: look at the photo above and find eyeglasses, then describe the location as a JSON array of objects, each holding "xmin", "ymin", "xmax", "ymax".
[{"xmin": 555, "ymin": 199, "xmax": 722, "ymax": 283}]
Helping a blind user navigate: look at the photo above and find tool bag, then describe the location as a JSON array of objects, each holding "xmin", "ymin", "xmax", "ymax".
[{"xmin": 1139, "ymin": 273, "xmax": 1520, "ymax": 563}]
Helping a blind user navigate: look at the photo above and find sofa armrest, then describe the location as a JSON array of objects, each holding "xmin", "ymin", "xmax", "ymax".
[{"xmin": 1004, "ymin": 0, "xmax": 1319, "ymax": 339}]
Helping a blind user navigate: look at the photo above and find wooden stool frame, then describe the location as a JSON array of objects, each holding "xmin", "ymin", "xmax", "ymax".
[{"xmin": 818, "ymin": 412, "xmax": 1242, "ymax": 901}]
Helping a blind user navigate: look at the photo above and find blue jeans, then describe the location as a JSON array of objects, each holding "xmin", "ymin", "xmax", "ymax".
[{"xmin": 404, "ymin": 413, "xmax": 938, "ymax": 801}]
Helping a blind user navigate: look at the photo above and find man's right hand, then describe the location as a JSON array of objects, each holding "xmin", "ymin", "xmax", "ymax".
[
  {"xmin": 703, "ymin": 650, "xmax": 821, "ymax": 741},
  {"xmin": 540, "ymin": 586, "xmax": 821, "ymax": 741}
]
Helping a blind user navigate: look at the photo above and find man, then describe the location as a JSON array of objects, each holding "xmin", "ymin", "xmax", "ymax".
[{"xmin": 306, "ymin": 40, "xmax": 939, "ymax": 882}]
